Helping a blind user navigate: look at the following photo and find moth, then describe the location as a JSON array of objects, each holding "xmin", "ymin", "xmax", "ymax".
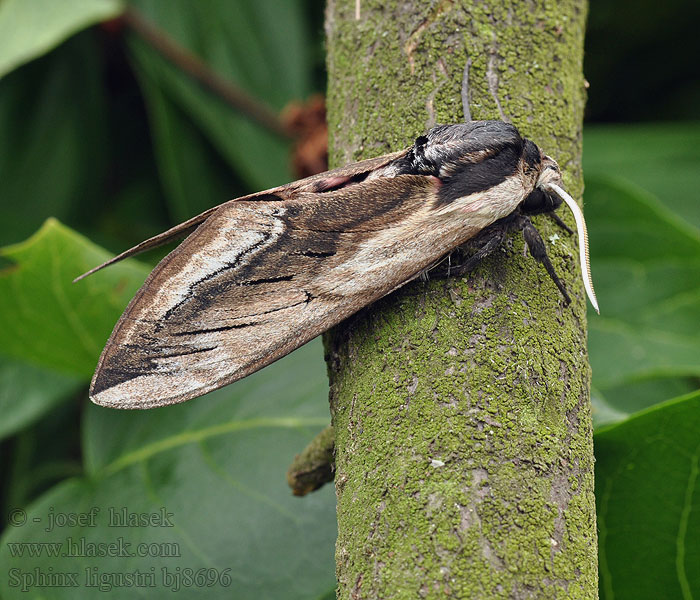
[{"xmin": 76, "ymin": 121, "xmax": 597, "ymax": 409}]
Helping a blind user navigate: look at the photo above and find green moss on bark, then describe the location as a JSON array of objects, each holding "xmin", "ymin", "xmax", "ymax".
[{"xmin": 325, "ymin": 1, "xmax": 596, "ymax": 598}]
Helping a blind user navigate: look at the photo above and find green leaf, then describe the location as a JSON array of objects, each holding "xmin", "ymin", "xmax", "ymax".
[
  {"xmin": 0, "ymin": 357, "xmax": 81, "ymax": 440},
  {"xmin": 584, "ymin": 123, "xmax": 700, "ymax": 229},
  {"xmin": 595, "ymin": 391, "xmax": 700, "ymax": 599},
  {"xmin": 0, "ymin": 340, "xmax": 336, "ymax": 600},
  {"xmin": 585, "ymin": 176, "xmax": 700, "ymax": 402},
  {"xmin": 134, "ymin": 66, "xmax": 242, "ymax": 223},
  {"xmin": 591, "ymin": 387, "xmax": 630, "ymax": 429},
  {"xmin": 593, "ymin": 378, "xmax": 699, "ymax": 425},
  {"xmin": 0, "ymin": 0, "xmax": 123, "ymax": 79},
  {"xmin": 0, "ymin": 32, "xmax": 110, "ymax": 246},
  {"xmin": 125, "ymin": 0, "xmax": 313, "ymax": 208},
  {"xmin": 3, "ymin": 398, "xmax": 84, "ymax": 510},
  {"xmin": 0, "ymin": 219, "xmax": 150, "ymax": 377}
]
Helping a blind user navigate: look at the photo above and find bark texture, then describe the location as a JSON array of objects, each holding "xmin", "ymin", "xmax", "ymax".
[{"xmin": 324, "ymin": 1, "xmax": 596, "ymax": 599}]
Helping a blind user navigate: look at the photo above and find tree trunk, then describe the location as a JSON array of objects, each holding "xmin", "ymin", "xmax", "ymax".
[{"xmin": 324, "ymin": 1, "xmax": 596, "ymax": 598}]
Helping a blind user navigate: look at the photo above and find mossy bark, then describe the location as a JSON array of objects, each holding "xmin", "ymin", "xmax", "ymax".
[{"xmin": 324, "ymin": 1, "xmax": 596, "ymax": 599}]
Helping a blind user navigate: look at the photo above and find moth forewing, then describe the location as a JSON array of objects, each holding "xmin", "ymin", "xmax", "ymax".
[{"xmin": 89, "ymin": 177, "xmax": 446, "ymax": 409}]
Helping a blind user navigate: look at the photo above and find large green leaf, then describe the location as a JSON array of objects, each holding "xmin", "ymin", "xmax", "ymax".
[
  {"xmin": 595, "ymin": 390, "xmax": 700, "ymax": 599},
  {"xmin": 2, "ymin": 395, "xmax": 84, "ymax": 511},
  {"xmin": 133, "ymin": 66, "xmax": 241, "ymax": 223},
  {"xmin": 585, "ymin": 176, "xmax": 700, "ymax": 417},
  {"xmin": 0, "ymin": 357, "xmax": 81, "ymax": 440},
  {"xmin": 584, "ymin": 123, "xmax": 700, "ymax": 229},
  {"xmin": 0, "ymin": 0, "xmax": 122, "ymax": 78},
  {"xmin": 0, "ymin": 32, "xmax": 110, "ymax": 246},
  {"xmin": 126, "ymin": 0, "xmax": 314, "ymax": 216},
  {"xmin": 592, "ymin": 377, "xmax": 699, "ymax": 428},
  {"xmin": 0, "ymin": 340, "xmax": 336, "ymax": 600},
  {"xmin": 0, "ymin": 219, "xmax": 150, "ymax": 377}
]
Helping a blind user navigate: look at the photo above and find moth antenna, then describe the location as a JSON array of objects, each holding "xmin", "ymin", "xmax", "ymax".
[
  {"xmin": 461, "ymin": 57, "xmax": 472, "ymax": 122},
  {"xmin": 543, "ymin": 183, "xmax": 599, "ymax": 314}
]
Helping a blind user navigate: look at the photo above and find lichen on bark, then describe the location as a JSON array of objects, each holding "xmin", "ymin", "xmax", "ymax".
[{"xmin": 324, "ymin": 1, "xmax": 597, "ymax": 598}]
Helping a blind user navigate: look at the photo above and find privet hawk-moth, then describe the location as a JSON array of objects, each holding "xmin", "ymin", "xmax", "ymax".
[{"xmin": 76, "ymin": 120, "xmax": 597, "ymax": 409}]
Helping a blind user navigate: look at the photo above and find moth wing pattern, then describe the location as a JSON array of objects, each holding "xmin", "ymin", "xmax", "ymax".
[{"xmin": 90, "ymin": 172, "xmax": 476, "ymax": 408}]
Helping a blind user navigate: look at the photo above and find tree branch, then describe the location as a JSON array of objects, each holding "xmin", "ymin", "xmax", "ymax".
[{"xmin": 324, "ymin": 1, "xmax": 597, "ymax": 598}]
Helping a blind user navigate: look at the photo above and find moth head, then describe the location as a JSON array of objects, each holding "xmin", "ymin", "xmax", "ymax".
[
  {"xmin": 521, "ymin": 154, "xmax": 563, "ymax": 215},
  {"xmin": 536, "ymin": 154, "xmax": 563, "ymax": 187},
  {"xmin": 522, "ymin": 150, "xmax": 599, "ymax": 314}
]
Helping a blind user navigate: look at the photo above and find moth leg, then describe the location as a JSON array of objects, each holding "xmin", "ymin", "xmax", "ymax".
[
  {"xmin": 548, "ymin": 212, "xmax": 574, "ymax": 235},
  {"xmin": 519, "ymin": 217, "xmax": 571, "ymax": 305},
  {"xmin": 448, "ymin": 219, "xmax": 510, "ymax": 277}
]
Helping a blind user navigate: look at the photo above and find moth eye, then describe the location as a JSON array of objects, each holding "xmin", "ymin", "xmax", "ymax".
[{"xmin": 415, "ymin": 135, "xmax": 428, "ymax": 147}]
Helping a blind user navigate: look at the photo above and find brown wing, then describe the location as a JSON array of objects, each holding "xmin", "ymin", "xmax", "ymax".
[{"xmin": 89, "ymin": 174, "xmax": 478, "ymax": 408}]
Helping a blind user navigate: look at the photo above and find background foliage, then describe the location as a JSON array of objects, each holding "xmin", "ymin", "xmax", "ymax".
[{"xmin": 0, "ymin": 1, "xmax": 698, "ymax": 598}]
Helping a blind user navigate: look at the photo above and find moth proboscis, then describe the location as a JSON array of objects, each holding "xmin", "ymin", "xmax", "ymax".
[{"xmin": 76, "ymin": 120, "xmax": 598, "ymax": 409}]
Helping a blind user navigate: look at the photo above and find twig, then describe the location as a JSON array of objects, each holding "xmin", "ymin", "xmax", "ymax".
[
  {"xmin": 121, "ymin": 7, "xmax": 293, "ymax": 138},
  {"xmin": 286, "ymin": 425, "xmax": 335, "ymax": 496}
]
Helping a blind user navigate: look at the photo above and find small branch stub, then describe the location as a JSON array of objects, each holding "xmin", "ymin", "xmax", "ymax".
[{"xmin": 286, "ymin": 425, "xmax": 335, "ymax": 497}]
